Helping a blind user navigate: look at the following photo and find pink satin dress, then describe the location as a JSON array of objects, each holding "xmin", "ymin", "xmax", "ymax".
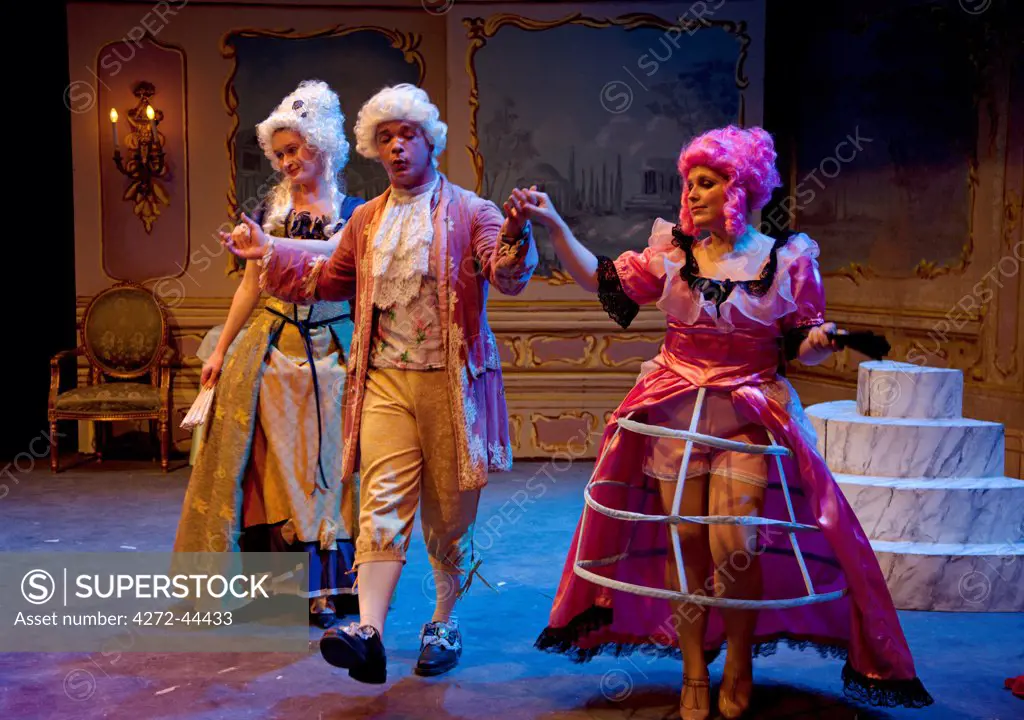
[{"xmin": 535, "ymin": 219, "xmax": 933, "ymax": 708}]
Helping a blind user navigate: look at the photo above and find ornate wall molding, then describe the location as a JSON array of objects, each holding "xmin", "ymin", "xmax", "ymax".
[
  {"xmin": 96, "ymin": 35, "xmax": 190, "ymax": 285},
  {"xmin": 73, "ymin": 292, "xmax": 1022, "ymax": 474}
]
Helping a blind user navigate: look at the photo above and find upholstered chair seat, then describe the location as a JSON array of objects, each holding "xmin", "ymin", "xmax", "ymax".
[{"xmin": 49, "ymin": 281, "xmax": 174, "ymax": 471}]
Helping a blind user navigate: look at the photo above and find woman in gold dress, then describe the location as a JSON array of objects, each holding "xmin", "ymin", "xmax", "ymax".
[{"xmin": 173, "ymin": 80, "xmax": 364, "ymax": 628}]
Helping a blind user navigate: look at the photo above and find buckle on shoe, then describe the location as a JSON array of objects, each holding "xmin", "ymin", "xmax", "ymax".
[
  {"xmin": 339, "ymin": 622, "xmax": 378, "ymax": 641},
  {"xmin": 420, "ymin": 621, "xmax": 461, "ymax": 651}
]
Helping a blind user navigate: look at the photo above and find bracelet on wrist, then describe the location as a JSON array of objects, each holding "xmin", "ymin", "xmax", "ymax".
[{"xmin": 501, "ymin": 219, "xmax": 531, "ymax": 244}]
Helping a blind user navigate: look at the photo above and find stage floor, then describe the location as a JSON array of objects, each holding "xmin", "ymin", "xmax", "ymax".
[{"xmin": 1, "ymin": 459, "xmax": 1020, "ymax": 719}]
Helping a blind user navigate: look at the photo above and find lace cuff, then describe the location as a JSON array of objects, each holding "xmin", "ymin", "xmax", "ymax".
[
  {"xmin": 596, "ymin": 255, "xmax": 640, "ymax": 329},
  {"xmin": 498, "ymin": 220, "xmax": 532, "ymax": 261},
  {"xmin": 793, "ymin": 312, "xmax": 826, "ymax": 329}
]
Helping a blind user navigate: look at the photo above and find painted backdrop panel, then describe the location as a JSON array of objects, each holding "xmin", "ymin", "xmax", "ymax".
[{"xmin": 472, "ymin": 17, "xmax": 748, "ymax": 277}]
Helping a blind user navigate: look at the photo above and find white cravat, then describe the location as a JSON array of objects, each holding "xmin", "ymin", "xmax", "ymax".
[{"xmin": 371, "ymin": 175, "xmax": 438, "ymax": 309}]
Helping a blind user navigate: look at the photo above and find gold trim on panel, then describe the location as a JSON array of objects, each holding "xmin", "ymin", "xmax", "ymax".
[
  {"xmin": 498, "ymin": 336, "xmax": 527, "ymax": 368},
  {"xmin": 219, "ymin": 24, "xmax": 428, "ymax": 276},
  {"xmin": 824, "ymin": 302, "xmax": 985, "ymax": 325},
  {"xmin": 508, "ymin": 413, "xmax": 524, "ymax": 454},
  {"xmin": 529, "ymin": 411, "xmax": 598, "ymax": 455},
  {"xmin": 791, "ymin": 329, "xmax": 1019, "ymax": 394},
  {"xmin": 463, "ymin": 12, "xmax": 752, "ymax": 284},
  {"xmin": 546, "ymin": 269, "xmax": 576, "ymax": 286},
  {"xmin": 913, "ymin": 162, "xmax": 977, "ymax": 280},
  {"xmin": 598, "ymin": 333, "xmax": 663, "ymax": 368},
  {"xmin": 96, "ymin": 35, "xmax": 190, "ymax": 285},
  {"xmin": 993, "ymin": 188, "xmax": 1022, "ymax": 379},
  {"xmin": 526, "ymin": 334, "xmax": 597, "ymax": 369}
]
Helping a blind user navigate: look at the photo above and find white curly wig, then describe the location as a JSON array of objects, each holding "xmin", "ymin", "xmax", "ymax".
[
  {"xmin": 353, "ymin": 83, "xmax": 447, "ymax": 168},
  {"xmin": 255, "ymin": 80, "xmax": 350, "ymax": 231}
]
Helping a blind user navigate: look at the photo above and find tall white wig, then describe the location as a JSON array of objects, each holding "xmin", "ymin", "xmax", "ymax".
[
  {"xmin": 255, "ymin": 80, "xmax": 350, "ymax": 232},
  {"xmin": 353, "ymin": 83, "xmax": 447, "ymax": 168}
]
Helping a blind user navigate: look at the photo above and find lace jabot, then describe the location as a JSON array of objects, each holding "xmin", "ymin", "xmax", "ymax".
[{"xmin": 371, "ymin": 175, "xmax": 439, "ymax": 309}]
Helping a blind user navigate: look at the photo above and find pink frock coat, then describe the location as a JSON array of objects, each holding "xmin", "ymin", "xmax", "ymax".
[{"xmin": 255, "ymin": 174, "xmax": 538, "ymax": 492}]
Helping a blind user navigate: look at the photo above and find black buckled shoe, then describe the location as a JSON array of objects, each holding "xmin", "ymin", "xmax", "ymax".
[
  {"xmin": 319, "ymin": 622, "xmax": 387, "ymax": 684},
  {"xmin": 414, "ymin": 619, "xmax": 462, "ymax": 677}
]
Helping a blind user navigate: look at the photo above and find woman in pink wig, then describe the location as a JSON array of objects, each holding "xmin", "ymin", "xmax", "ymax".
[{"xmin": 524, "ymin": 126, "xmax": 932, "ymax": 719}]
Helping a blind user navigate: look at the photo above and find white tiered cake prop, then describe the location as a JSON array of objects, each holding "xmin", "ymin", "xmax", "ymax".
[{"xmin": 806, "ymin": 360, "xmax": 1024, "ymax": 612}]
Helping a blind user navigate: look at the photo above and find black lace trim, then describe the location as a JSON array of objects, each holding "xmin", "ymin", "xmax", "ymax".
[
  {"xmin": 596, "ymin": 255, "xmax": 640, "ymax": 329},
  {"xmin": 287, "ymin": 209, "xmax": 342, "ymax": 240},
  {"xmin": 783, "ymin": 325, "xmax": 812, "ymax": 361},
  {"xmin": 671, "ymin": 225, "xmax": 788, "ymax": 310},
  {"xmin": 841, "ymin": 660, "xmax": 934, "ymax": 709},
  {"xmin": 535, "ymin": 606, "xmax": 934, "ymax": 709},
  {"xmin": 534, "ymin": 606, "xmax": 614, "ymax": 663}
]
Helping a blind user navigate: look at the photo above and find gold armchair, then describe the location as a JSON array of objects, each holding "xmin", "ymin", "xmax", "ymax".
[{"xmin": 49, "ymin": 281, "xmax": 174, "ymax": 472}]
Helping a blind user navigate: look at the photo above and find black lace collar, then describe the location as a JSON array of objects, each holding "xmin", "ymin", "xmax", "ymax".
[
  {"xmin": 286, "ymin": 209, "xmax": 342, "ymax": 240},
  {"xmin": 670, "ymin": 225, "xmax": 788, "ymax": 310}
]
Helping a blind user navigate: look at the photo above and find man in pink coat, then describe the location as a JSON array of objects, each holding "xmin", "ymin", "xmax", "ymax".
[{"xmin": 225, "ymin": 84, "xmax": 537, "ymax": 681}]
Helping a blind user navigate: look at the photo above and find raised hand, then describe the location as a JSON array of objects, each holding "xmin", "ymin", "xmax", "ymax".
[
  {"xmin": 501, "ymin": 187, "xmax": 533, "ymax": 239},
  {"xmin": 220, "ymin": 214, "xmax": 268, "ymax": 260},
  {"xmin": 517, "ymin": 186, "xmax": 562, "ymax": 228}
]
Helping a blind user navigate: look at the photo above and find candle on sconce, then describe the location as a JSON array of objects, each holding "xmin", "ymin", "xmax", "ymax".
[
  {"xmin": 146, "ymin": 105, "xmax": 156, "ymax": 136},
  {"xmin": 109, "ymin": 108, "xmax": 119, "ymax": 149}
]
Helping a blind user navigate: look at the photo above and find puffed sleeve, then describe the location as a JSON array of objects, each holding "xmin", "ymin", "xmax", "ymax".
[
  {"xmin": 780, "ymin": 234, "xmax": 827, "ymax": 359},
  {"xmin": 596, "ymin": 219, "xmax": 675, "ymax": 329}
]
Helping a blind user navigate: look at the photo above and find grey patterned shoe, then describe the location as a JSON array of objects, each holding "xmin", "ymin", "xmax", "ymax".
[{"xmin": 414, "ymin": 619, "xmax": 462, "ymax": 677}]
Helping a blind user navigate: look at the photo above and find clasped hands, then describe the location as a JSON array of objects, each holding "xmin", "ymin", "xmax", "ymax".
[{"xmin": 501, "ymin": 185, "xmax": 561, "ymax": 238}]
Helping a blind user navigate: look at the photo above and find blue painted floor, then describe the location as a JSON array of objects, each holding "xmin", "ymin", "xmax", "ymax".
[{"xmin": 0, "ymin": 459, "xmax": 1020, "ymax": 719}]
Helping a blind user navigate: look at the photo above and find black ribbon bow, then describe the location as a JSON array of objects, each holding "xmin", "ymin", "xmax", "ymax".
[{"xmin": 267, "ymin": 306, "xmax": 349, "ymax": 496}]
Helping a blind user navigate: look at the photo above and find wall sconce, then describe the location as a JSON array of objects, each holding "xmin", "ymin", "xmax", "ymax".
[{"xmin": 109, "ymin": 81, "xmax": 169, "ymax": 233}]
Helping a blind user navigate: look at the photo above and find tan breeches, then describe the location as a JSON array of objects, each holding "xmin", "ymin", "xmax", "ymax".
[{"xmin": 355, "ymin": 368, "xmax": 480, "ymax": 575}]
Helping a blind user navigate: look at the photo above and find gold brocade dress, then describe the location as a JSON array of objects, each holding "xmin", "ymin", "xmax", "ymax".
[{"xmin": 173, "ymin": 197, "xmax": 364, "ymax": 620}]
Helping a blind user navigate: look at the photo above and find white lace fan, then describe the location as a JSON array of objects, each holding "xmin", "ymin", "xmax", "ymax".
[{"xmin": 180, "ymin": 385, "xmax": 215, "ymax": 430}]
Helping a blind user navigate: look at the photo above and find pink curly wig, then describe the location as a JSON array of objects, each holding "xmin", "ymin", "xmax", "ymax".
[{"xmin": 677, "ymin": 125, "xmax": 782, "ymax": 237}]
